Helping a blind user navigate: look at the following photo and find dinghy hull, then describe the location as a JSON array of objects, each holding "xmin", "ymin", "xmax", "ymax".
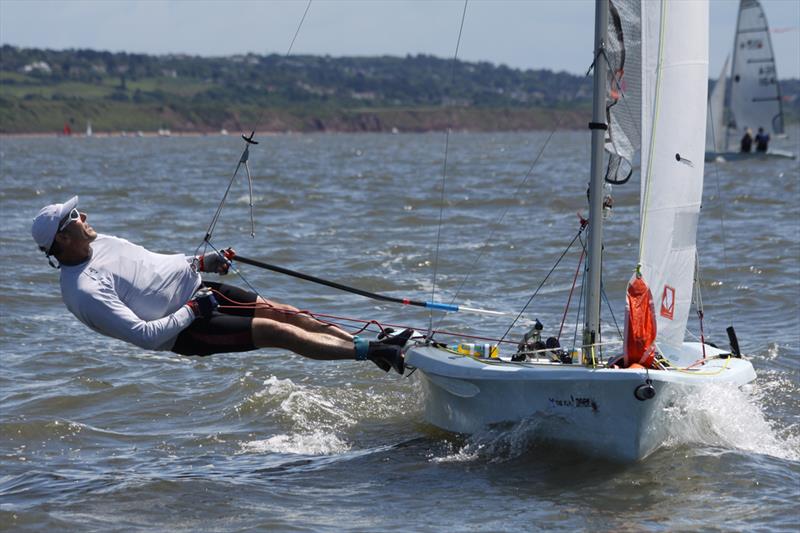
[
  {"xmin": 704, "ymin": 149, "xmax": 795, "ymax": 162},
  {"xmin": 406, "ymin": 344, "xmax": 756, "ymax": 462}
]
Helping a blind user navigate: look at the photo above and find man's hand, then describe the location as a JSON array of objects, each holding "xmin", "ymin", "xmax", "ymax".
[
  {"xmin": 187, "ymin": 287, "xmax": 218, "ymax": 318},
  {"xmin": 197, "ymin": 249, "xmax": 232, "ymax": 275}
]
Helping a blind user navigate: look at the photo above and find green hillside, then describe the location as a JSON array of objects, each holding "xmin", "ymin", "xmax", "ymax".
[{"xmin": 1, "ymin": 45, "xmax": 797, "ymax": 134}]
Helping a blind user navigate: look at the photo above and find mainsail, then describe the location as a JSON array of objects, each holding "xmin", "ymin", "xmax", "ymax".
[
  {"xmin": 729, "ymin": 0, "xmax": 785, "ymax": 142},
  {"xmin": 636, "ymin": 0, "xmax": 708, "ymax": 360},
  {"xmin": 604, "ymin": 0, "xmax": 641, "ymax": 183}
]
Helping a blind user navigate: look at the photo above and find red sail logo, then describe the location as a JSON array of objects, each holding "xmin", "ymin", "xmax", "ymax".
[{"xmin": 660, "ymin": 285, "xmax": 675, "ymax": 320}]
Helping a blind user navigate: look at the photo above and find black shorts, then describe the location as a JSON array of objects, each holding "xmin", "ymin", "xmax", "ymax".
[{"xmin": 171, "ymin": 282, "xmax": 258, "ymax": 356}]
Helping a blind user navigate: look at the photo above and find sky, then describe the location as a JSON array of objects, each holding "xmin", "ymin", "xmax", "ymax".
[{"xmin": 1, "ymin": 0, "xmax": 798, "ymax": 79}]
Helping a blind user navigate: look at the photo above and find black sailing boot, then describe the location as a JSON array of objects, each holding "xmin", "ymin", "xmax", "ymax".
[{"xmin": 354, "ymin": 328, "xmax": 413, "ymax": 375}]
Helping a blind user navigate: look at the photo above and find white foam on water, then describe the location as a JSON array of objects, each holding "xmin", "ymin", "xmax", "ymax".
[
  {"xmin": 429, "ymin": 441, "xmax": 479, "ymax": 463},
  {"xmin": 278, "ymin": 385, "xmax": 357, "ymax": 429},
  {"xmin": 431, "ymin": 417, "xmax": 546, "ymax": 464},
  {"xmin": 239, "ymin": 430, "xmax": 351, "ymax": 456},
  {"xmin": 661, "ymin": 380, "xmax": 800, "ymax": 461},
  {"xmin": 429, "ymin": 378, "xmax": 800, "ymax": 464},
  {"xmin": 255, "ymin": 375, "xmax": 356, "ymax": 428},
  {"xmin": 234, "ymin": 194, "xmax": 265, "ymax": 204},
  {"xmin": 236, "ymin": 376, "xmax": 375, "ymax": 457}
]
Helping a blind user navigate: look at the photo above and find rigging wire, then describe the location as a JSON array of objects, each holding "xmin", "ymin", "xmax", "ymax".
[
  {"xmin": 570, "ymin": 232, "xmax": 621, "ymax": 359},
  {"xmin": 571, "ymin": 239, "xmax": 587, "ymax": 355},
  {"xmin": 693, "ymin": 252, "xmax": 708, "ymax": 360},
  {"xmin": 245, "ymin": 0, "xmax": 313, "ymax": 137},
  {"xmin": 429, "ymin": 0, "xmax": 469, "ymax": 336},
  {"xmin": 287, "ymin": 0, "xmax": 313, "ymax": 56},
  {"xmin": 557, "ymin": 247, "xmax": 585, "ymax": 341},
  {"xmin": 195, "ymin": 145, "xmax": 255, "ymax": 254},
  {"xmin": 432, "ymin": 64, "xmax": 596, "ymax": 337},
  {"xmin": 692, "ymin": 72, "xmax": 734, "ymax": 351},
  {"xmin": 194, "ymin": 2, "xmax": 634, "ymax": 355},
  {"xmin": 601, "ymin": 283, "xmax": 622, "ymax": 340},
  {"xmin": 195, "ymin": 2, "xmax": 315, "ymax": 301},
  {"xmin": 198, "ymin": 0, "xmax": 314, "ymax": 253},
  {"xmin": 705, "ymin": 103, "xmax": 734, "ymax": 328},
  {"xmin": 497, "ymin": 227, "xmax": 585, "ymax": 345}
]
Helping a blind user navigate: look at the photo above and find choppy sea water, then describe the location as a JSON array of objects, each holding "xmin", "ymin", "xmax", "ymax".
[{"xmin": 1, "ymin": 130, "xmax": 798, "ymax": 532}]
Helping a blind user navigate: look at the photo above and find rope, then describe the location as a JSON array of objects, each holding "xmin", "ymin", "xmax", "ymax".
[
  {"xmin": 203, "ymin": 241, "xmax": 265, "ymax": 298},
  {"xmin": 208, "ymin": 287, "xmax": 520, "ymax": 345},
  {"xmin": 557, "ymin": 247, "xmax": 585, "ymax": 341},
  {"xmin": 675, "ymin": 354, "xmax": 732, "ymax": 376}
]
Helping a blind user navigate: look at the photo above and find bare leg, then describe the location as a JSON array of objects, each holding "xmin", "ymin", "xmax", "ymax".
[
  {"xmin": 251, "ymin": 317, "xmax": 356, "ymax": 360},
  {"xmin": 253, "ymin": 296, "xmax": 353, "ymax": 341}
]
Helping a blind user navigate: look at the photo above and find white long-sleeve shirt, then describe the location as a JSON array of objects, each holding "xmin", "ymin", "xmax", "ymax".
[{"xmin": 59, "ymin": 234, "xmax": 201, "ymax": 350}]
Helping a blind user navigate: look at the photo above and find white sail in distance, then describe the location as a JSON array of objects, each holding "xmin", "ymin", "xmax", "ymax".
[
  {"xmin": 706, "ymin": 56, "xmax": 729, "ymax": 154},
  {"xmin": 729, "ymin": 0, "xmax": 785, "ymax": 140}
]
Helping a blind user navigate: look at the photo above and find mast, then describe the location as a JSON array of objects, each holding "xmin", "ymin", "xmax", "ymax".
[{"xmin": 582, "ymin": 0, "xmax": 609, "ymax": 363}]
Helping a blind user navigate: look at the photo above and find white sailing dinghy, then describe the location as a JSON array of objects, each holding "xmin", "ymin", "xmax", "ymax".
[
  {"xmin": 705, "ymin": 0, "xmax": 794, "ymax": 161},
  {"xmin": 404, "ymin": 0, "xmax": 756, "ymax": 462}
]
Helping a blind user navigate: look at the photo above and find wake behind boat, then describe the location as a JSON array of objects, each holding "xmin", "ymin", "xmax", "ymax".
[{"xmin": 404, "ymin": 0, "xmax": 757, "ymax": 462}]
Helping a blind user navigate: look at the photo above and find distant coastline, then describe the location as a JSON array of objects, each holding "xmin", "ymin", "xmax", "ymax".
[
  {"xmin": 0, "ymin": 101, "xmax": 591, "ymax": 135},
  {"xmin": 1, "ymin": 45, "xmax": 797, "ymax": 135}
]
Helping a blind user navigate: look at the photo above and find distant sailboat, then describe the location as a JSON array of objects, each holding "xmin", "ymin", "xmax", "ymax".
[
  {"xmin": 86, "ymin": 120, "xmax": 93, "ymax": 137},
  {"xmin": 705, "ymin": 0, "xmax": 794, "ymax": 161}
]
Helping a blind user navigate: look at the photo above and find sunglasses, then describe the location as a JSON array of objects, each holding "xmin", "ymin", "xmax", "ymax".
[{"xmin": 58, "ymin": 208, "xmax": 80, "ymax": 232}]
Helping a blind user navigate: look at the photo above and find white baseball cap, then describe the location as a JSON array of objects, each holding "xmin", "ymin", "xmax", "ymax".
[{"xmin": 32, "ymin": 195, "xmax": 79, "ymax": 253}]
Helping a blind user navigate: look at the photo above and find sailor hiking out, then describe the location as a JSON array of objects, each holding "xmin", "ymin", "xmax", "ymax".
[{"xmin": 31, "ymin": 196, "xmax": 408, "ymax": 374}]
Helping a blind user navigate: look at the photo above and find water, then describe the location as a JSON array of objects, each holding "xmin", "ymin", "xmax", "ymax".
[{"xmin": 1, "ymin": 131, "xmax": 798, "ymax": 531}]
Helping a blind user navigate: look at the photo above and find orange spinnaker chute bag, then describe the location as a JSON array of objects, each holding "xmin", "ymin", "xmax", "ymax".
[{"xmin": 624, "ymin": 273, "xmax": 657, "ymax": 368}]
